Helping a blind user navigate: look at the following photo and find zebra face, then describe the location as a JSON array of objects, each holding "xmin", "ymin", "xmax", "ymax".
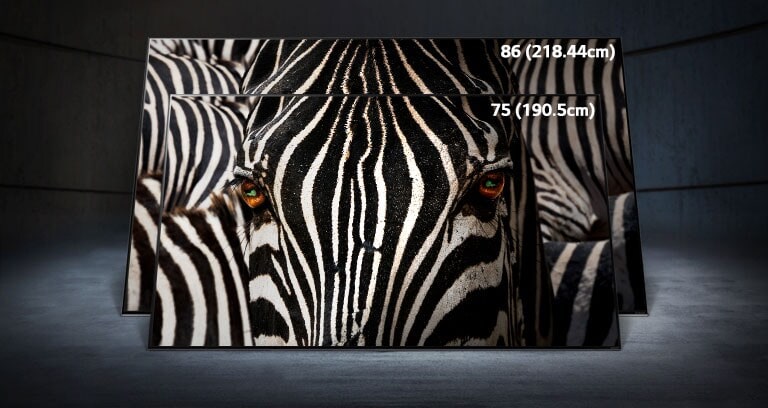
[{"xmin": 234, "ymin": 96, "xmax": 520, "ymax": 346}]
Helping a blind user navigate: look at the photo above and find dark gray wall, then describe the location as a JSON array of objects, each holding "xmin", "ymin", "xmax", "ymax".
[{"xmin": 1, "ymin": 0, "xmax": 767, "ymax": 251}]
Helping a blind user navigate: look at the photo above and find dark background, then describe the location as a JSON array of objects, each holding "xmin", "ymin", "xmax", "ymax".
[{"xmin": 0, "ymin": 1, "xmax": 767, "ymax": 406}]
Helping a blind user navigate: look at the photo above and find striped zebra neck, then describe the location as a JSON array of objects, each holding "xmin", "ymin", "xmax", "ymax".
[{"xmin": 153, "ymin": 187, "xmax": 254, "ymax": 347}]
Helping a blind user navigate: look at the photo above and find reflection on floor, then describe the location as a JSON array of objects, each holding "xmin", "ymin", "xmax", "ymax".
[{"xmin": 0, "ymin": 231, "xmax": 766, "ymax": 407}]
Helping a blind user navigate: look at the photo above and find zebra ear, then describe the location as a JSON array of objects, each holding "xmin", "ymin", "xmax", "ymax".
[{"xmin": 239, "ymin": 180, "xmax": 266, "ymax": 209}]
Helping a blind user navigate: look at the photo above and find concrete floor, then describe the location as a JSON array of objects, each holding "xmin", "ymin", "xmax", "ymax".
[{"xmin": 0, "ymin": 229, "xmax": 767, "ymax": 407}]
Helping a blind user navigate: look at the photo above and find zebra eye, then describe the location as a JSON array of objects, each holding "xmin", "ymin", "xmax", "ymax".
[
  {"xmin": 477, "ymin": 171, "xmax": 505, "ymax": 200},
  {"xmin": 239, "ymin": 180, "xmax": 266, "ymax": 209}
]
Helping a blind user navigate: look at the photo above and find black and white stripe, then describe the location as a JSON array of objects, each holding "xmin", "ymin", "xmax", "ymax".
[
  {"xmin": 506, "ymin": 39, "xmax": 646, "ymax": 314},
  {"xmin": 505, "ymin": 38, "xmax": 634, "ymax": 196},
  {"xmin": 242, "ymin": 39, "xmax": 513, "ymax": 95},
  {"xmin": 126, "ymin": 96, "xmax": 249, "ymax": 313},
  {"xmin": 125, "ymin": 40, "xmax": 259, "ymax": 313},
  {"xmin": 151, "ymin": 94, "xmax": 553, "ymax": 347},
  {"xmin": 513, "ymin": 94, "xmax": 620, "ymax": 345},
  {"xmin": 126, "ymin": 174, "xmax": 163, "ymax": 312},
  {"xmin": 139, "ymin": 40, "xmax": 255, "ymax": 173},
  {"xmin": 514, "ymin": 94, "xmax": 610, "ymax": 243},
  {"xmin": 138, "ymin": 39, "xmax": 635, "ymax": 346},
  {"xmin": 545, "ymin": 239, "xmax": 619, "ymax": 347},
  {"xmin": 162, "ymin": 96, "xmax": 247, "ymax": 209},
  {"xmin": 610, "ymin": 192, "xmax": 645, "ymax": 313},
  {"xmin": 150, "ymin": 39, "xmax": 260, "ymax": 70},
  {"xmin": 151, "ymin": 186, "xmax": 253, "ymax": 347}
]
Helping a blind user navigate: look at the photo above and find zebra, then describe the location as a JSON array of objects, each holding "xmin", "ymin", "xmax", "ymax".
[
  {"xmin": 150, "ymin": 175, "xmax": 254, "ymax": 347},
  {"xmin": 545, "ymin": 239, "xmax": 619, "ymax": 347},
  {"xmin": 238, "ymin": 39, "xmax": 624, "ymax": 341},
  {"xmin": 127, "ymin": 173, "xmax": 164, "ymax": 313},
  {"xmin": 504, "ymin": 38, "xmax": 646, "ymax": 314},
  {"xmin": 505, "ymin": 38, "xmax": 634, "ymax": 196},
  {"xmin": 150, "ymin": 94, "xmax": 554, "ymax": 347},
  {"xmin": 242, "ymin": 39, "xmax": 544, "ymax": 342},
  {"xmin": 512, "ymin": 94, "xmax": 610, "ymax": 243},
  {"xmin": 238, "ymin": 41, "xmax": 560, "ymax": 345},
  {"xmin": 511, "ymin": 94, "xmax": 620, "ymax": 346},
  {"xmin": 124, "ymin": 39, "xmax": 260, "ymax": 313},
  {"xmin": 138, "ymin": 39, "xmax": 259, "ymax": 173},
  {"xmin": 240, "ymin": 39, "xmax": 642, "ymax": 313},
  {"xmin": 610, "ymin": 191, "xmax": 645, "ymax": 313},
  {"xmin": 162, "ymin": 95, "xmax": 247, "ymax": 209},
  {"xmin": 149, "ymin": 39, "xmax": 260, "ymax": 70},
  {"xmin": 125, "ymin": 96, "xmax": 250, "ymax": 312}
]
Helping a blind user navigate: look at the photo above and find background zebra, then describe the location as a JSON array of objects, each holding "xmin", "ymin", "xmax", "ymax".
[
  {"xmin": 505, "ymin": 38, "xmax": 633, "ymax": 196},
  {"xmin": 545, "ymin": 239, "xmax": 619, "ymax": 346},
  {"xmin": 149, "ymin": 39, "xmax": 260, "ymax": 72},
  {"xmin": 513, "ymin": 94, "xmax": 620, "ymax": 346},
  {"xmin": 125, "ymin": 95, "xmax": 250, "ymax": 312},
  {"xmin": 514, "ymin": 94, "xmax": 610, "ymax": 243},
  {"xmin": 123, "ymin": 39, "xmax": 260, "ymax": 313},
  {"xmin": 138, "ymin": 39, "xmax": 259, "ymax": 174},
  {"xmin": 150, "ymin": 176, "xmax": 253, "ymax": 347},
  {"xmin": 610, "ymin": 191, "xmax": 645, "ymax": 312},
  {"xmin": 150, "ymin": 94, "xmax": 556, "ymax": 347},
  {"xmin": 505, "ymin": 38, "xmax": 646, "ymax": 314}
]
